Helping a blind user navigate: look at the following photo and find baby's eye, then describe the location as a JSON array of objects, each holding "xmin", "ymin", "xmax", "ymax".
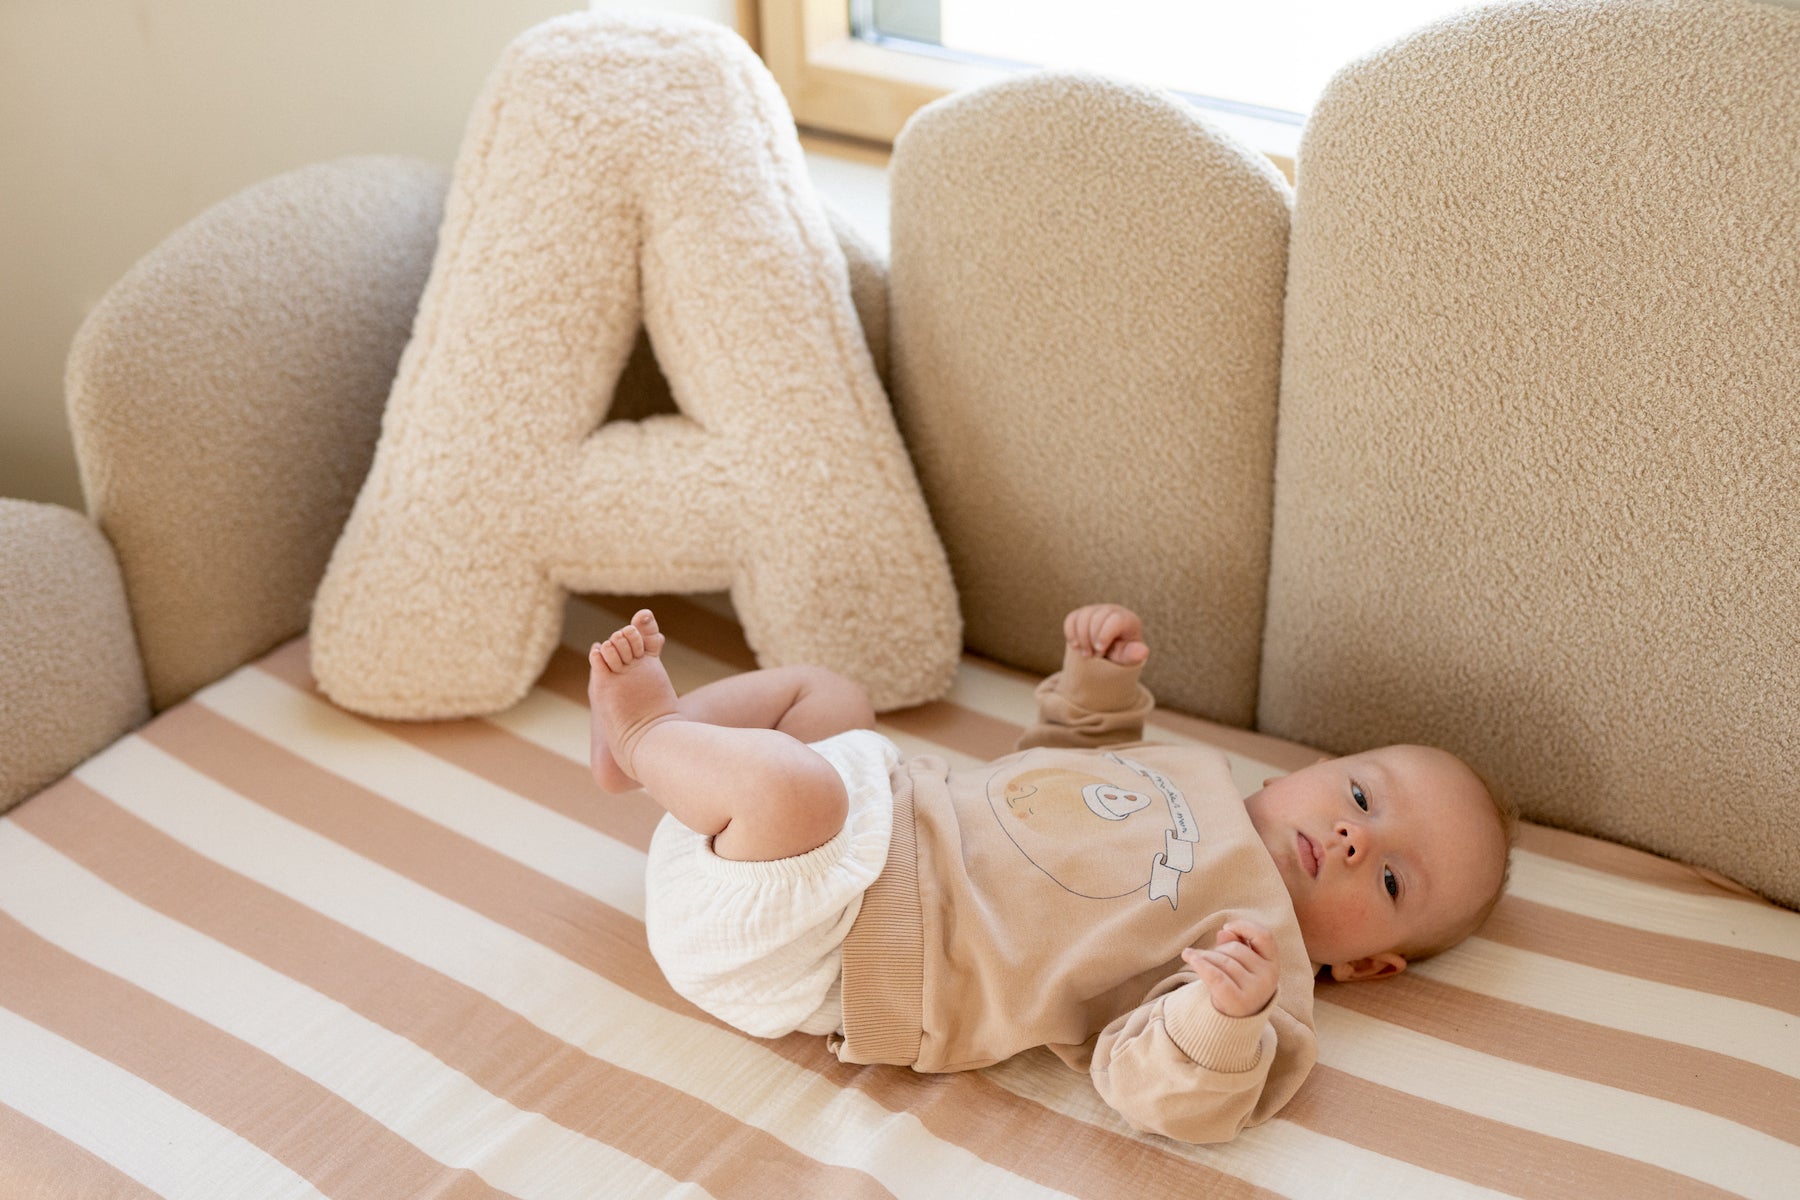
[
  {"xmin": 1352, "ymin": 783, "xmax": 1369, "ymax": 812},
  {"xmin": 1384, "ymin": 867, "xmax": 1399, "ymax": 900}
]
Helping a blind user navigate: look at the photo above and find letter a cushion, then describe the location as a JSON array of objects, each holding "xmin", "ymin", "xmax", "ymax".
[{"xmin": 311, "ymin": 13, "xmax": 960, "ymax": 718}]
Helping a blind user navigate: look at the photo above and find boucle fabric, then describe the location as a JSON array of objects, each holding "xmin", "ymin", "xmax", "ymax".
[
  {"xmin": 1259, "ymin": 0, "xmax": 1800, "ymax": 906},
  {"xmin": 0, "ymin": 501, "xmax": 147, "ymax": 811},
  {"xmin": 312, "ymin": 12, "xmax": 959, "ymax": 718},
  {"xmin": 65, "ymin": 156, "xmax": 449, "ymax": 711},
  {"xmin": 887, "ymin": 72, "xmax": 1291, "ymax": 727},
  {"xmin": 62, "ymin": 155, "xmax": 886, "ymax": 717},
  {"xmin": 607, "ymin": 205, "xmax": 891, "ymax": 421}
]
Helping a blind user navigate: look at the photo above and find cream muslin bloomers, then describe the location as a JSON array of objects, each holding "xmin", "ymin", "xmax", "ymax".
[{"xmin": 643, "ymin": 729, "xmax": 901, "ymax": 1037}]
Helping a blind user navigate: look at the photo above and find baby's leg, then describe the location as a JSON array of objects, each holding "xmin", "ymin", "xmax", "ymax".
[
  {"xmin": 676, "ymin": 664, "xmax": 876, "ymax": 743},
  {"xmin": 588, "ymin": 610, "xmax": 851, "ymax": 862},
  {"xmin": 588, "ymin": 627, "xmax": 874, "ymax": 790}
]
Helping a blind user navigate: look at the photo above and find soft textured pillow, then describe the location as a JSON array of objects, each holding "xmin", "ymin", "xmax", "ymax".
[
  {"xmin": 0, "ymin": 500, "xmax": 148, "ymax": 811},
  {"xmin": 66, "ymin": 155, "xmax": 448, "ymax": 712},
  {"xmin": 1259, "ymin": 0, "xmax": 1800, "ymax": 907},
  {"xmin": 886, "ymin": 72, "xmax": 1291, "ymax": 728},
  {"xmin": 311, "ymin": 12, "xmax": 960, "ymax": 718}
]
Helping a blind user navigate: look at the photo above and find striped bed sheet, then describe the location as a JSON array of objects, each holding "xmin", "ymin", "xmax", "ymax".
[{"xmin": 2, "ymin": 594, "xmax": 1795, "ymax": 1200}]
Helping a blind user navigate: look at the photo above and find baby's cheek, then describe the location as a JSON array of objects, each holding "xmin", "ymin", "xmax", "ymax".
[{"xmin": 1303, "ymin": 890, "xmax": 1381, "ymax": 954}]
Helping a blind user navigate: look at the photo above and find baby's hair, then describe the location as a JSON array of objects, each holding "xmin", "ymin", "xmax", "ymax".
[{"xmin": 1398, "ymin": 759, "xmax": 1519, "ymax": 963}]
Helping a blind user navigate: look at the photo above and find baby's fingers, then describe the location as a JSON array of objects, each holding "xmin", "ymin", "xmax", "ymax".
[
  {"xmin": 1073, "ymin": 609, "xmax": 1108, "ymax": 651},
  {"xmin": 1096, "ymin": 613, "xmax": 1148, "ymax": 664},
  {"xmin": 1217, "ymin": 920, "xmax": 1278, "ymax": 962},
  {"xmin": 1183, "ymin": 951, "xmax": 1262, "ymax": 1019},
  {"xmin": 1182, "ymin": 946, "xmax": 1247, "ymax": 984},
  {"xmin": 1182, "ymin": 949, "xmax": 1236, "ymax": 988},
  {"xmin": 1063, "ymin": 604, "xmax": 1131, "ymax": 655},
  {"xmin": 1193, "ymin": 943, "xmax": 1262, "ymax": 980},
  {"xmin": 1066, "ymin": 608, "xmax": 1106, "ymax": 657},
  {"xmin": 1065, "ymin": 608, "xmax": 1100, "ymax": 655}
]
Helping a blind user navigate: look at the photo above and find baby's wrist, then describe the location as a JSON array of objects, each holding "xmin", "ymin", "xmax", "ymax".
[
  {"xmin": 1166, "ymin": 984, "xmax": 1271, "ymax": 1073},
  {"xmin": 1209, "ymin": 987, "xmax": 1276, "ymax": 1020}
]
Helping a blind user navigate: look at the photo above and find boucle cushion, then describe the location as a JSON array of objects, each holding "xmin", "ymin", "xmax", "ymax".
[
  {"xmin": 886, "ymin": 72, "xmax": 1291, "ymax": 728},
  {"xmin": 311, "ymin": 12, "xmax": 959, "ymax": 718},
  {"xmin": 0, "ymin": 501, "xmax": 148, "ymax": 811},
  {"xmin": 65, "ymin": 156, "xmax": 448, "ymax": 711},
  {"xmin": 1259, "ymin": 0, "xmax": 1800, "ymax": 907}
]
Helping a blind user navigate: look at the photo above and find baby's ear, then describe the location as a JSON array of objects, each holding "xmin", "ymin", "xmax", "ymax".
[{"xmin": 1326, "ymin": 953, "xmax": 1406, "ymax": 983}]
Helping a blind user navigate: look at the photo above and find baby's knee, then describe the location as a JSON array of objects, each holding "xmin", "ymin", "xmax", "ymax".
[{"xmin": 775, "ymin": 745, "xmax": 850, "ymax": 851}]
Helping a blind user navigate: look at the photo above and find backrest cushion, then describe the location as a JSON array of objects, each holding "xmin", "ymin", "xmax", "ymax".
[
  {"xmin": 67, "ymin": 156, "xmax": 447, "ymax": 710},
  {"xmin": 1259, "ymin": 0, "xmax": 1800, "ymax": 905},
  {"xmin": 0, "ymin": 500, "xmax": 148, "ymax": 810},
  {"xmin": 888, "ymin": 72, "xmax": 1292, "ymax": 726}
]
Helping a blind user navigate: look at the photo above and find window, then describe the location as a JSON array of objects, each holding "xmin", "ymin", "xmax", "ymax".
[{"xmin": 762, "ymin": 1, "xmax": 1492, "ymax": 172}]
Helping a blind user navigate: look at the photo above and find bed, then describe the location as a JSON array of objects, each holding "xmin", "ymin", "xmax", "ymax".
[
  {"xmin": 3, "ymin": 2, "xmax": 1797, "ymax": 1196},
  {"xmin": 3, "ymin": 594, "xmax": 1795, "ymax": 1199}
]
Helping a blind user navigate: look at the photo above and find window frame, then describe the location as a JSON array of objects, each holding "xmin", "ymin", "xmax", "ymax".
[{"xmin": 758, "ymin": 0, "xmax": 1005, "ymax": 145}]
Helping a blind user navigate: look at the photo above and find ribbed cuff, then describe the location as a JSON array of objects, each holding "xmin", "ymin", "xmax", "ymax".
[
  {"xmin": 1161, "ymin": 983, "xmax": 1271, "ymax": 1074},
  {"xmin": 1055, "ymin": 648, "xmax": 1149, "ymax": 713}
]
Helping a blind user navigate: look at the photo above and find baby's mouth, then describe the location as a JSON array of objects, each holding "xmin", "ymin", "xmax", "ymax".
[{"xmin": 1297, "ymin": 832, "xmax": 1320, "ymax": 878}]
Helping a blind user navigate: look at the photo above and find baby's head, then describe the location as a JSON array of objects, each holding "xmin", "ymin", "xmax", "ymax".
[{"xmin": 1245, "ymin": 745, "xmax": 1515, "ymax": 982}]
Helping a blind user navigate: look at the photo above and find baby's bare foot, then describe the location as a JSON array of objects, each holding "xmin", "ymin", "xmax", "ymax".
[{"xmin": 587, "ymin": 609, "xmax": 677, "ymax": 792}]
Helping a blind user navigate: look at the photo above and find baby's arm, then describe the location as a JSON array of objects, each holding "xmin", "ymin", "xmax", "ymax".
[
  {"xmin": 1087, "ymin": 926, "xmax": 1303, "ymax": 1144},
  {"xmin": 1015, "ymin": 604, "xmax": 1156, "ymax": 751}
]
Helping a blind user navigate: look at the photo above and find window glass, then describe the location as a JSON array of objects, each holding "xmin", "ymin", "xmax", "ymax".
[{"xmin": 856, "ymin": 1, "xmax": 1494, "ymax": 119}]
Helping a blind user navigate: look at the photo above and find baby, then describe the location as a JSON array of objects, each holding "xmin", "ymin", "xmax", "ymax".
[{"xmin": 588, "ymin": 603, "xmax": 1512, "ymax": 1144}]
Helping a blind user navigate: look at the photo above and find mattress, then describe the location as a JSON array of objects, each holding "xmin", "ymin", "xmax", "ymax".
[{"xmin": 2, "ymin": 594, "xmax": 1795, "ymax": 1199}]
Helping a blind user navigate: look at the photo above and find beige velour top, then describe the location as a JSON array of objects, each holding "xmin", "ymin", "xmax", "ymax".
[{"xmin": 835, "ymin": 648, "xmax": 1318, "ymax": 1143}]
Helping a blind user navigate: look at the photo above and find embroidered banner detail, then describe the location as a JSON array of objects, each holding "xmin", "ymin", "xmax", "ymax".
[{"xmin": 1108, "ymin": 754, "xmax": 1198, "ymax": 909}]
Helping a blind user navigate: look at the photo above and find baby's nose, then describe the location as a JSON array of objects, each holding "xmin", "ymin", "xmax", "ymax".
[{"xmin": 1334, "ymin": 822, "xmax": 1364, "ymax": 862}]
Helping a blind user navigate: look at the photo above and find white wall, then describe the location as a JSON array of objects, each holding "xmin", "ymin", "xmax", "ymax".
[{"xmin": 0, "ymin": 0, "xmax": 732, "ymax": 512}]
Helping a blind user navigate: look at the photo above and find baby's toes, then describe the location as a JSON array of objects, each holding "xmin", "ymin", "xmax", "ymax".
[
  {"xmin": 620, "ymin": 624, "xmax": 645, "ymax": 658},
  {"xmin": 633, "ymin": 610, "xmax": 665, "ymax": 655}
]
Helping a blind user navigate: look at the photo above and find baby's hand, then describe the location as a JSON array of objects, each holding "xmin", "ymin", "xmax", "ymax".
[
  {"xmin": 1182, "ymin": 921, "xmax": 1279, "ymax": 1019},
  {"xmin": 1063, "ymin": 603, "xmax": 1149, "ymax": 666}
]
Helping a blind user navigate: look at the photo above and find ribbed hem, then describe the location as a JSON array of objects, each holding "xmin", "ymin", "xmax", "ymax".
[
  {"xmin": 1161, "ymin": 984, "xmax": 1270, "ymax": 1074},
  {"xmin": 837, "ymin": 774, "xmax": 923, "ymax": 1065}
]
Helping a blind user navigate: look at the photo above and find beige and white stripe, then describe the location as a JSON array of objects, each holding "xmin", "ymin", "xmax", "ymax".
[{"xmin": 1, "ymin": 594, "xmax": 1794, "ymax": 1199}]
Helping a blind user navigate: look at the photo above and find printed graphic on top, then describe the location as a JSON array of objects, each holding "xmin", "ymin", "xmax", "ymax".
[{"xmin": 988, "ymin": 751, "xmax": 1199, "ymax": 908}]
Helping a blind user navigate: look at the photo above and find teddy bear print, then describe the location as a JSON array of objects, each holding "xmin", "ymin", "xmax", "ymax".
[{"xmin": 990, "ymin": 754, "xmax": 1197, "ymax": 906}]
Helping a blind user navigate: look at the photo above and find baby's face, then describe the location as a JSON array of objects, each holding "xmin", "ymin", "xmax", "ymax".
[{"xmin": 1244, "ymin": 745, "xmax": 1507, "ymax": 979}]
